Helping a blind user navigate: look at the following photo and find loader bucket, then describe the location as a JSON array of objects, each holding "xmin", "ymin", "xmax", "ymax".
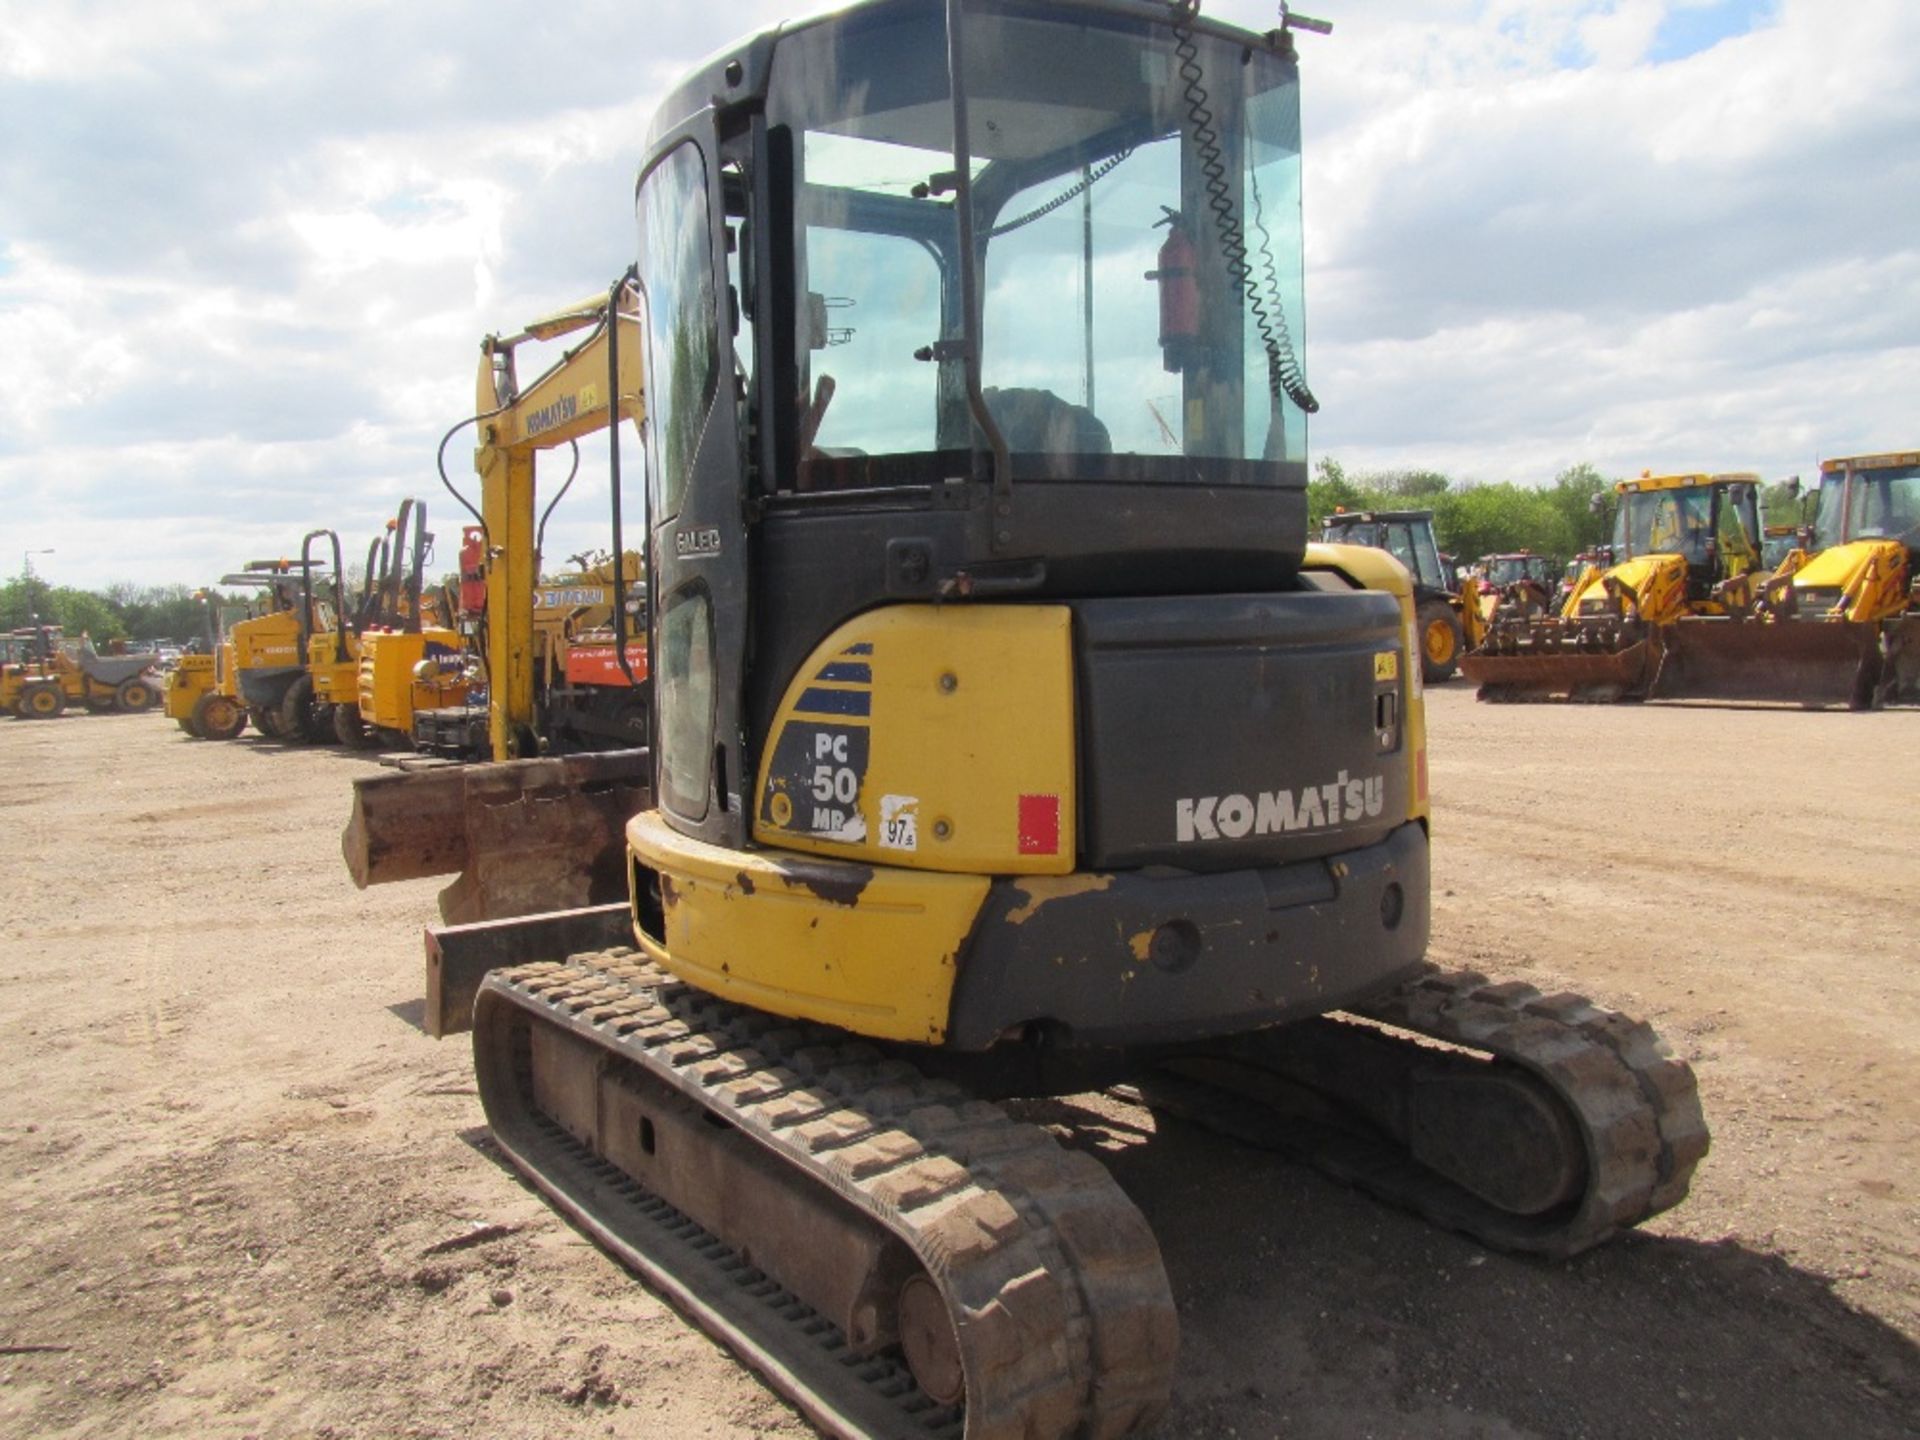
[
  {"xmin": 1460, "ymin": 639, "xmax": 1656, "ymax": 703},
  {"xmin": 1651, "ymin": 619, "xmax": 1882, "ymax": 710}
]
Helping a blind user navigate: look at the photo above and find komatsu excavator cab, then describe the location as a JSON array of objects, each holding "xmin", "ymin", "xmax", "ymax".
[
  {"xmin": 622, "ymin": 0, "xmax": 1426, "ymax": 1048},
  {"xmin": 453, "ymin": 4, "xmax": 1705, "ymax": 1433}
]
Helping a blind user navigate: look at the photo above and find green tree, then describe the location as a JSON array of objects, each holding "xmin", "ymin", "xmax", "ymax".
[
  {"xmin": 1543, "ymin": 463, "xmax": 1615, "ymax": 552},
  {"xmin": 44, "ymin": 586, "xmax": 127, "ymax": 641},
  {"xmin": 1306, "ymin": 456, "xmax": 1366, "ymax": 530},
  {"xmin": 1432, "ymin": 484, "xmax": 1573, "ymax": 565},
  {"xmin": 1373, "ymin": 469, "xmax": 1452, "ymax": 500},
  {"xmin": 1762, "ymin": 478, "xmax": 1813, "ymax": 531}
]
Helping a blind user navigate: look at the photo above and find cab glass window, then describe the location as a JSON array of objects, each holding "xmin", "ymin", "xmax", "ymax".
[
  {"xmin": 636, "ymin": 142, "xmax": 719, "ymax": 521},
  {"xmin": 657, "ymin": 591, "xmax": 714, "ymax": 820}
]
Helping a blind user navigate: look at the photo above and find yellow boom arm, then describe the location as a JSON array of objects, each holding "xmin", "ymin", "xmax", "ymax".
[{"xmin": 473, "ymin": 288, "xmax": 646, "ymax": 759}]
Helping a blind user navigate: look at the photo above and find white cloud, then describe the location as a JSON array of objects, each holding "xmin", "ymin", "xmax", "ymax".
[{"xmin": 0, "ymin": 0, "xmax": 1915, "ymax": 587}]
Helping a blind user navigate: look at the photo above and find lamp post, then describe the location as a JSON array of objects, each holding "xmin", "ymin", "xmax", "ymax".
[{"xmin": 22, "ymin": 548, "xmax": 54, "ymax": 625}]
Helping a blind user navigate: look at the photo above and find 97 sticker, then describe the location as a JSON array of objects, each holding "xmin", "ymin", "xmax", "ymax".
[{"xmin": 879, "ymin": 794, "xmax": 919, "ymax": 851}]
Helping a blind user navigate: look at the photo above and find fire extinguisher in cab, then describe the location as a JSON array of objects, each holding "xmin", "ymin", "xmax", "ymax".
[{"xmin": 1145, "ymin": 206, "xmax": 1200, "ymax": 374}]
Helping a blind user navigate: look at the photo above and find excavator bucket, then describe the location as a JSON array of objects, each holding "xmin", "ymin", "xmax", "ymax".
[
  {"xmin": 1651, "ymin": 619, "xmax": 1883, "ymax": 709},
  {"xmin": 342, "ymin": 749, "xmax": 650, "ymax": 925},
  {"xmin": 1459, "ymin": 637, "xmax": 1657, "ymax": 703}
]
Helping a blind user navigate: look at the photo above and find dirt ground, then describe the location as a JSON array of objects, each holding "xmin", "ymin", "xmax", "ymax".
[{"xmin": 1, "ymin": 687, "xmax": 1915, "ymax": 1440}]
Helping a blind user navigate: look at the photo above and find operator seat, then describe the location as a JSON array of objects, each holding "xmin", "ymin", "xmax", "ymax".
[{"xmin": 982, "ymin": 386, "xmax": 1111, "ymax": 456}]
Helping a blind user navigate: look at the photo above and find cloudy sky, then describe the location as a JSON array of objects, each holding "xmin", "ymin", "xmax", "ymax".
[{"xmin": 4, "ymin": 0, "xmax": 1916, "ymax": 588}]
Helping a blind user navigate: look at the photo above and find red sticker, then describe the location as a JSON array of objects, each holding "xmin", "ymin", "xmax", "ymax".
[{"xmin": 1017, "ymin": 794, "xmax": 1060, "ymax": 855}]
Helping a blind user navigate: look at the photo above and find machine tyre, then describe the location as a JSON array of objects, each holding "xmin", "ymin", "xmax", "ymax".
[
  {"xmin": 195, "ymin": 693, "xmax": 248, "ymax": 741},
  {"xmin": 249, "ymin": 704, "xmax": 283, "ymax": 739},
  {"xmin": 21, "ymin": 683, "xmax": 66, "ymax": 719},
  {"xmin": 333, "ymin": 703, "xmax": 378, "ymax": 748},
  {"xmin": 275, "ymin": 674, "xmax": 323, "ymax": 744},
  {"xmin": 176, "ymin": 715, "xmax": 203, "ymax": 737},
  {"xmin": 115, "ymin": 677, "xmax": 159, "ymax": 713},
  {"xmin": 1419, "ymin": 600, "xmax": 1464, "ymax": 683}
]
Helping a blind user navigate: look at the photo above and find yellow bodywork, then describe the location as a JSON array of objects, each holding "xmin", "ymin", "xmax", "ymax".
[
  {"xmin": 1564, "ymin": 552, "xmax": 1691, "ymax": 623},
  {"xmin": 306, "ymin": 631, "xmax": 361, "ymax": 706},
  {"xmin": 753, "ymin": 605, "xmax": 1077, "ymax": 876},
  {"xmin": 633, "ymin": 559, "xmax": 1427, "ymax": 1042},
  {"xmin": 628, "ymin": 809, "xmax": 988, "ymax": 1044},
  {"xmin": 164, "ymin": 655, "xmax": 216, "ymax": 722},
  {"xmin": 356, "ymin": 628, "xmax": 471, "ymax": 733},
  {"xmin": 228, "ymin": 610, "xmax": 303, "ymax": 676},
  {"xmin": 1781, "ymin": 540, "xmax": 1908, "ymax": 622}
]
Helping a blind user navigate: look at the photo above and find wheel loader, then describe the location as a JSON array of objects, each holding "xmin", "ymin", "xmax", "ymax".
[
  {"xmin": 1319, "ymin": 507, "xmax": 1480, "ymax": 681},
  {"xmin": 346, "ymin": 4, "xmax": 1707, "ymax": 1433},
  {"xmin": 1461, "ymin": 471, "xmax": 1769, "ymax": 702},
  {"xmin": 1653, "ymin": 450, "xmax": 1919, "ymax": 708},
  {"xmin": 2, "ymin": 625, "xmax": 162, "ymax": 719}
]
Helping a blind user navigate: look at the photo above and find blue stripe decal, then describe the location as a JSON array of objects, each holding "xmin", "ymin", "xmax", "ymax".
[
  {"xmin": 841, "ymin": 642, "xmax": 874, "ymax": 655},
  {"xmin": 795, "ymin": 687, "xmax": 871, "ymax": 717},
  {"xmin": 816, "ymin": 662, "xmax": 873, "ymax": 683}
]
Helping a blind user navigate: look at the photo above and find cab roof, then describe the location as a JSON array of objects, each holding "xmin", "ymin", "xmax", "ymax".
[
  {"xmin": 1616, "ymin": 471, "xmax": 1761, "ymax": 494},
  {"xmin": 1819, "ymin": 450, "xmax": 1920, "ymax": 474}
]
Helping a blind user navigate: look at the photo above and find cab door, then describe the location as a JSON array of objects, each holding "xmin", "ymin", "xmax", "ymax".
[{"xmin": 636, "ymin": 124, "xmax": 751, "ymax": 848}]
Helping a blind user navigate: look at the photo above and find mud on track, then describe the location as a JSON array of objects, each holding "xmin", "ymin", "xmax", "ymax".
[{"xmin": 0, "ymin": 691, "xmax": 1914, "ymax": 1439}]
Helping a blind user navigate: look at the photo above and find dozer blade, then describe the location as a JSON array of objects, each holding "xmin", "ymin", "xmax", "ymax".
[
  {"xmin": 341, "ymin": 749, "xmax": 649, "ymax": 925},
  {"xmin": 1132, "ymin": 966, "xmax": 1708, "ymax": 1258},
  {"xmin": 1652, "ymin": 619, "xmax": 1882, "ymax": 709},
  {"xmin": 1459, "ymin": 638, "xmax": 1656, "ymax": 703},
  {"xmin": 471, "ymin": 948, "xmax": 1179, "ymax": 1440}
]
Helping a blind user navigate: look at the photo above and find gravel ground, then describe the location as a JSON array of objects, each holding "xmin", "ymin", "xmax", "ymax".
[{"xmin": 1, "ymin": 687, "xmax": 1914, "ymax": 1439}]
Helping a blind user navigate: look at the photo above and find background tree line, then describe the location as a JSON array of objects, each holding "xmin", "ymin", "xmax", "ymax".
[
  {"xmin": 0, "ymin": 577, "xmax": 229, "ymax": 646},
  {"xmin": 1309, "ymin": 461, "xmax": 1809, "ymax": 566},
  {"xmin": 6, "ymin": 469, "xmax": 1815, "ymax": 643}
]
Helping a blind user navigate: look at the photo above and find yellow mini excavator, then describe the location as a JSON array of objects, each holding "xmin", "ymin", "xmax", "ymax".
[
  {"xmin": 1462, "ymin": 471, "xmax": 1767, "ymax": 702},
  {"xmin": 355, "ymin": 3, "xmax": 1708, "ymax": 1433}
]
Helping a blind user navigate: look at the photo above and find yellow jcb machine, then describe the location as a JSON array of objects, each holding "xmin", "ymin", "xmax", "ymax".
[
  {"xmin": 1675, "ymin": 450, "xmax": 1920, "ymax": 708},
  {"xmin": 2, "ymin": 626, "xmax": 161, "ymax": 719},
  {"xmin": 1462, "ymin": 471, "xmax": 1768, "ymax": 702},
  {"xmin": 350, "ymin": 4, "xmax": 1707, "ymax": 1433},
  {"xmin": 1471, "ymin": 551, "xmax": 1557, "ymax": 627}
]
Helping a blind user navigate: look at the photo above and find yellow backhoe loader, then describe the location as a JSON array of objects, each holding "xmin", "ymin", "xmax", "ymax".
[
  {"xmin": 1462, "ymin": 471, "xmax": 1767, "ymax": 701},
  {"xmin": 345, "ymin": 4, "xmax": 1707, "ymax": 1433},
  {"xmin": 1650, "ymin": 450, "xmax": 1915, "ymax": 708}
]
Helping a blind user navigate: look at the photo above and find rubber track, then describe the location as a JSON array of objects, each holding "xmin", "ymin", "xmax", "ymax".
[
  {"xmin": 481, "ymin": 950, "xmax": 1177, "ymax": 1440},
  {"xmin": 1141, "ymin": 965, "xmax": 1709, "ymax": 1258}
]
